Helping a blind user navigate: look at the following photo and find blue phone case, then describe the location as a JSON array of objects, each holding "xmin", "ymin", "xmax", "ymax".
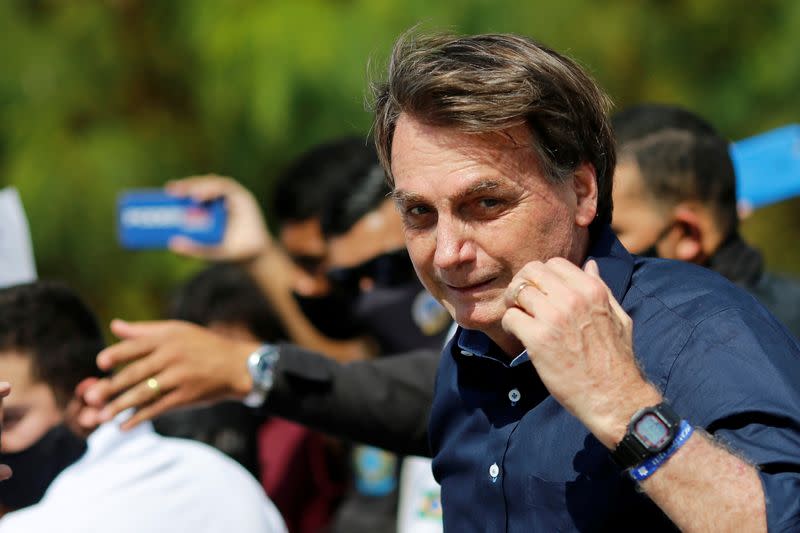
[
  {"xmin": 730, "ymin": 124, "xmax": 800, "ymax": 210},
  {"xmin": 117, "ymin": 190, "xmax": 227, "ymax": 249}
]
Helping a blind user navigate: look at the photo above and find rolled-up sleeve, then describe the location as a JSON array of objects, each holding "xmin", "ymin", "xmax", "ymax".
[{"xmin": 662, "ymin": 308, "xmax": 800, "ymax": 532}]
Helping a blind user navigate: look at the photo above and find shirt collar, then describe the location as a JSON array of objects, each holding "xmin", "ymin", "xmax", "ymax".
[{"xmin": 452, "ymin": 225, "xmax": 634, "ymax": 364}]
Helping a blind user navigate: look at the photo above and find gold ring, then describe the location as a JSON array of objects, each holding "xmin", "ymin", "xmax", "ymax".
[
  {"xmin": 512, "ymin": 282, "xmax": 530, "ymax": 307},
  {"xmin": 146, "ymin": 377, "xmax": 161, "ymax": 396}
]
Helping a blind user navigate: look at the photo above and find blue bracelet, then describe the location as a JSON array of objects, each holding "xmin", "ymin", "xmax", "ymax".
[{"xmin": 629, "ymin": 420, "xmax": 694, "ymax": 482}]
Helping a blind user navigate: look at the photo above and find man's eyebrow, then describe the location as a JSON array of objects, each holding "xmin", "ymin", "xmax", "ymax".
[
  {"xmin": 390, "ymin": 189, "xmax": 426, "ymax": 206},
  {"xmin": 391, "ymin": 179, "xmax": 504, "ymax": 208},
  {"xmin": 458, "ymin": 179, "xmax": 501, "ymax": 198}
]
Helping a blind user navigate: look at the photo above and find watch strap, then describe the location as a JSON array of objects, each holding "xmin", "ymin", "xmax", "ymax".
[{"xmin": 629, "ymin": 420, "xmax": 694, "ymax": 482}]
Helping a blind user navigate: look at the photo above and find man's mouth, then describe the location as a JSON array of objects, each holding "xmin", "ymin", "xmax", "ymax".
[{"xmin": 444, "ymin": 277, "xmax": 497, "ymax": 294}]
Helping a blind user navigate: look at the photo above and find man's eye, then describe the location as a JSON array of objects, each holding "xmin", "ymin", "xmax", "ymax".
[
  {"xmin": 407, "ymin": 205, "xmax": 431, "ymax": 217},
  {"xmin": 477, "ymin": 198, "xmax": 502, "ymax": 209}
]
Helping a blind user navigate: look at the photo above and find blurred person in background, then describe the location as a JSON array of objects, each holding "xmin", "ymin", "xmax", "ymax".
[
  {"xmin": 0, "ymin": 286, "xmax": 92, "ymax": 517},
  {"xmin": 152, "ymin": 263, "xmax": 347, "ymax": 533},
  {"xmin": 0, "ymin": 282, "xmax": 286, "ymax": 533},
  {"xmin": 168, "ymin": 137, "xmax": 378, "ymax": 363},
  {"xmin": 611, "ymin": 104, "xmax": 800, "ymax": 337}
]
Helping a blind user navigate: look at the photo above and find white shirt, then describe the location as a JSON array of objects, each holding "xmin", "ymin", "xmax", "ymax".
[{"xmin": 0, "ymin": 414, "xmax": 286, "ymax": 533}]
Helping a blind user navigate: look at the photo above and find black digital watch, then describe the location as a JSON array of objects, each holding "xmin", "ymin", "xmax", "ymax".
[{"xmin": 611, "ymin": 402, "xmax": 682, "ymax": 469}]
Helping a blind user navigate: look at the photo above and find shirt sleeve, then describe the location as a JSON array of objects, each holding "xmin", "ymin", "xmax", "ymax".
[
  {"xmin": 261, "ymin": 344, "xmax": 437, "ymax": 457},
  {"xmin": 662, "ymin": 308, "xmax": 800, "ymax": 532}
]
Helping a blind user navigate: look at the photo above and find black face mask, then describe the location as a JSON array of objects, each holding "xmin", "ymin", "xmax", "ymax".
[
  {"xmin": 351, "ymin": 278, "xmax": 451, "ymax": 354},
  {"xmin": 0, "ymin": 424, "xmax": 87, "ymax": 510},
  {"xmin": 330, "ymin": 248, "xmax": 450, "ymax": 353},
  {"xmin": 292, "ymin": 287, "xmax": 363, "ymax": 339}
]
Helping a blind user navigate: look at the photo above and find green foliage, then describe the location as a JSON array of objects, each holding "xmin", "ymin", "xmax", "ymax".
[{"xmin": 0, "ymin": 0, "xmax": 798, "ymax": 328}]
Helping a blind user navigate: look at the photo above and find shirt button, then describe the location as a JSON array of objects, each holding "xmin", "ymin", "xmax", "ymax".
[
  {"xmin": 489, "ymin": 463, "xmax": 500, "ymax": 479},
  {"xmin": 508, "ymin": 388, "xmax": 521, "ymax": 405}
]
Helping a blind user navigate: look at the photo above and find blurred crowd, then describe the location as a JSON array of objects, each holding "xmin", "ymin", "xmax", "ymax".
[{"xmin": 0, "ymin": 29, "xmax": 799, "ymax": 533}]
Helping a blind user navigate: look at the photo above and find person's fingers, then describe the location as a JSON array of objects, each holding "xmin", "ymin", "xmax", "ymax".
[
  {"xmin": 583, "ymin": 258, "xmax": 600, "ymax": 277},
  {"xmin": 108, "ymin": 354, "xmax": 165, "ymax": 399},
  {"xmin": 98, "ymin": 370, "xmax": 171, "ymax": 423},
  {"xmin": 583, "ymin": 259, "xmax": 628, "ymax": 321},
  {"xmin": 544, "ymin": 256, "xmax": 595, "ymax": 287},
  {"xmin": 545, "ymin": 257, "xmax": 619, "ymax": 317},
  {"xmin": 76, "ymin": 406, "xmax": 103, "ymax": 431},
  {"xmin": 164, "ymin": 175, "xmax": 236, "ymax": 202},
  {"xmin": 74, "ymin": 377, "xmax": 99, "ymax": 399},
  {"xmin": 87, "ymin": 347, "xmax": 164, "ymax": 407},
  {"xmin": 167, "ymin": 236, "xmax": 221, "ymax": 260},
  {"xmin": 91, "ymin": 361, "xmax": 163, "ymax": 414},
  {"xmin": 109, "ymin": 319, "xmax": 178, "ymax": 341},
  {"xmin": 0, "ymin": 381, "xmax": 10, "ymax": 397},
  {"xmin": 505, "ymin": 262, "xmax": 566, "ymax": 315},
  {"xmin": 0, "ymin": 464, "xmax": 12, "ymax": 481},
  {"xmin": 96, "ymin": 335, "xmax": 159, "ymax": 372},
  {"xmin": 501, "ymin": 306, "xmax": 544, "ymax": 358},
  {"xmin": 119, "ymin": 390, "xmax": 184, "ymax": 431}
]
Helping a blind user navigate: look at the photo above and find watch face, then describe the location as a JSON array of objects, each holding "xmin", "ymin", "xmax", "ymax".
[{"xmin": 634, "ymin": 413, "xmax": 670, "ymax": 450}]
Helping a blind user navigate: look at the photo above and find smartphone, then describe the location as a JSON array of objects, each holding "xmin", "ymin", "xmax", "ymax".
[{"xmin": 117, "ymin": 190, "xmax": 227, "ymax": 249}]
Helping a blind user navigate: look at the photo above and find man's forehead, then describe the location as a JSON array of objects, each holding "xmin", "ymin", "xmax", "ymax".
[{"xmin": 391, "ymin": 118, "xmax": 540, "ymax": 202}]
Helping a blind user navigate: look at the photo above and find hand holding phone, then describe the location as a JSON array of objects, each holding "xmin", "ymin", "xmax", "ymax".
[{"xmin": 162, "ymin": 176, "xmax": 274, "ymax": 262}]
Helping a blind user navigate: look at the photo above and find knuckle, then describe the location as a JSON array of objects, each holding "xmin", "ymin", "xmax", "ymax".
[
  {"xmin": 520, "ymin": 261, "xmax": 543, "ymax": 277},
  {"xmin": 585, "ymin": 280, "xmax": 607, "ymax": 302},
  {"xmin": 561, "ymin": 290, "xmax": 581, "ymax": 310}
]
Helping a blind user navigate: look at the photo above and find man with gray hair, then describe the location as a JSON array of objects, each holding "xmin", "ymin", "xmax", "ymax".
[{"xmin": 373, "ymin": 32, "xmax": 799, "ymax": 531}]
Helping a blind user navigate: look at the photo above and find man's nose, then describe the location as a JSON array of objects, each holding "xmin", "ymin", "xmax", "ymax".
[{"xmin": 433, "ymin": 216, "xmax": 474, "ymax": 270}]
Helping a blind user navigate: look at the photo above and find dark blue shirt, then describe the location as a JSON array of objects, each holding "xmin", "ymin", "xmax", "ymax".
[{"xmin": 429, "ymin": 227, "xmax": 800, "ymax": 532}]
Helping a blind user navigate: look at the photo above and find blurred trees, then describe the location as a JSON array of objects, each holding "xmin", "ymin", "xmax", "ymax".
[{"xmin": 0, "ymin": 0, "xmax": 798, "ymax": 327}]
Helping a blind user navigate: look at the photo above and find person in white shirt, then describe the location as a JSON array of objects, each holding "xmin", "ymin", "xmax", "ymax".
[{"xmin": 0, "ymin": 281, "xmax": 286, "ymax": 533}]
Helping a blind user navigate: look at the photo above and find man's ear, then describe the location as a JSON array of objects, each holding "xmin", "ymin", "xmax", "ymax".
[
  {"xmin": 572, "ymin": 162, "xmax": 598, "ymax": 228},
  {"xmin": 64, "ymin": 377, "xmax": 101, "ymax": 439},
  {"xmin": 670, "ymin": 204, "xmax": 708, "ymax": 264}
]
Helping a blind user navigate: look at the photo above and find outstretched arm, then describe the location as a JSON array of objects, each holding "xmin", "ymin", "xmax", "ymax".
[{"xmin": 83, "ymin": 321, "xmax": 436, "ymax": 456}]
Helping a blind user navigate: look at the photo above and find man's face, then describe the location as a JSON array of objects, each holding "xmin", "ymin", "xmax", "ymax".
[
  {"xmin": 326, "ymin": 198, "xmax": 407, "ymax": 291},
  {"xmin": 279, "ymin": 217, "xmax": 330, "ymax": 297},
  {"xmin": 0, "ymin": 352, "xmax": 62, "ymax": 453},
  {"xmin": 611, "ymin": 159, "xmax": 670, "ymax": 255},
  {"xmin": 390, "ymin": 114, "xmax": 595, "ymax": 340}
]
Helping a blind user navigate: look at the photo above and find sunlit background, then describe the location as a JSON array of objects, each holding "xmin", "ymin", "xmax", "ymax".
[{"xmin": 1, "ymin": 0, "xmax": 798, "ymax": 331}]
